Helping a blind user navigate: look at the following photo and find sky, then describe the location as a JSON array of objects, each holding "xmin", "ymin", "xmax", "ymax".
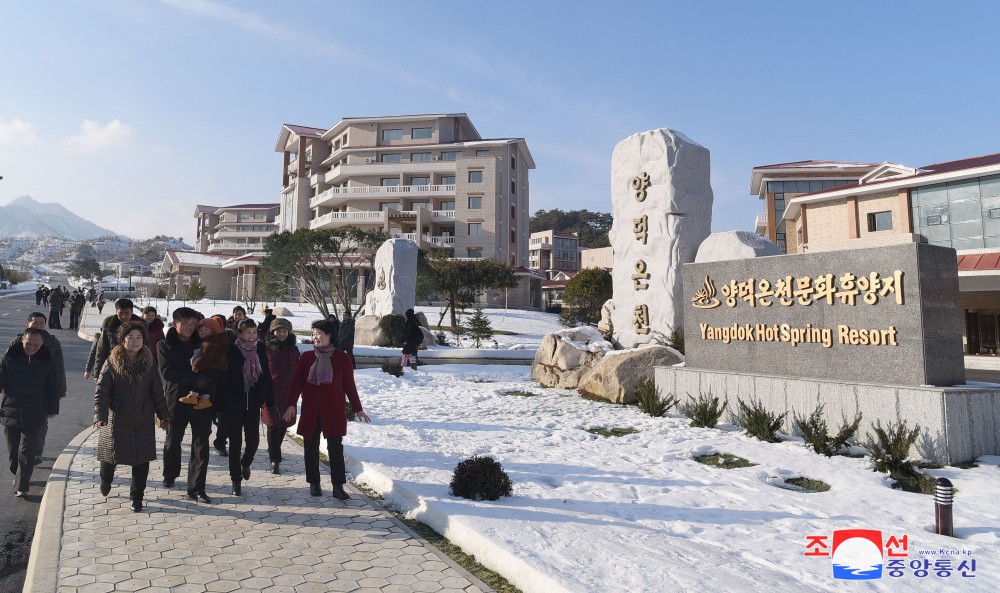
[{"xmin": 3, "ymin": 0, "xmax": 1000, "ymax": 242}]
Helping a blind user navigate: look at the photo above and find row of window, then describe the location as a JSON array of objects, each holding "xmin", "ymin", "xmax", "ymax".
[
  {"xmin": 376, "ymin": 150, "xmax": 492, "ymax": 163},
  {"xmin": 382, "ymin": 128, "xmax": 433, "ymax": 141},
  {"xmin": 237, "ymin": 212, "xmax": 267, "ymax": 220},
  {"xmin": 767, "ymin": 179, "xmax": 854, "ymax": 194}
]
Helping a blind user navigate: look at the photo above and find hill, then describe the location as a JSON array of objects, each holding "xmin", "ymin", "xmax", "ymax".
[{"xmin": 529, "ymin": 208, "xmax": 612, "ymax": 248}]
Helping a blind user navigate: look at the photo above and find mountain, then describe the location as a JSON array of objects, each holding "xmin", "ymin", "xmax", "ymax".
[
  {"xmin": 0, "ymin": 196, "xmax": 120, "ymax": 240},
  {"xmin": 0, "ymin": 196, "xmax": 191, "ymax": 274}
]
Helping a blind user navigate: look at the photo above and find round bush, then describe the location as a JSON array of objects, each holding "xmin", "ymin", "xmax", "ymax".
[
  {"xmin": 449, "ymin": 455, "xmax": 513, "ymax": 501},
  {"xmin": 378, "ymin": 313, "xmax": 406, "ymax": 347}
]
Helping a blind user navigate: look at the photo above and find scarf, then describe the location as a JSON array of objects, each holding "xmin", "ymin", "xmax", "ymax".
[
  {"xmin": 237, "ymin": 338, "xmax": 262, "ymax": 390},
  {"xmin": 308, "ymin": 344, "xmax": 336, "ymax": 385}
]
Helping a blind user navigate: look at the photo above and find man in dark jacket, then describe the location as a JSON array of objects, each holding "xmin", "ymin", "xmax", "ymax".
[
  {"xmin": 338, "ymin": 310, "xmax": 356, "ymax": 369},
  {"xmin": 9, "ymin": 312, "xmax": 67, "ymax": 465},
  {"xmin": 47, "ymin": 287, "xmax": 64, "ymax": 329},
  {"xmin": 158, "ymin": 307, "xmax": 214, "ymax": 503},
  {"xmin": 69, "ymin": 290, "xmax": 86, "ymax": 330},
  {"xmin": 0, "ymin": 328, "xmax": 59, "ymax": 498},
  {"xmin": 93, "ymin": 298, "xmax": 146, "ymax": 381}
]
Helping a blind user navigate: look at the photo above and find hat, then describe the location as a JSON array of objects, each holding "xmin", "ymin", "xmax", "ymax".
[
  {"xmin": 270, "ymin": 318, "xmax": 292, "ymax": 334},
  {"xmin": 200, "ymin": 317, "xmax": 225, "ymax": 335}
]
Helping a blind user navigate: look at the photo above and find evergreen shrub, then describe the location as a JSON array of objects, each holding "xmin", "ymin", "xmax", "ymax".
[
  {"xmin": 865, "ymin": 420, "xmax": 921, "ymax": 476},
  {"xmin": 633, "ymin": 379, "xmax": 676, "ymax": 417},
  {"xmin": 735, "ymin": 397, "xmax": 788, "ymax": 443},
  {"xmin": 381, "ymin": 361, "xmax": 404, "ymax": 377},
  {"xmin": 679, "ymin": 393, "xmax": 727, "ymax": 428},
  {"xmin": 449, "ymin": 455, "xmax": 513, "ymax": 501},
  {"xmin": 378, "ymin": 313, "xmax": 406, "ymax": 347},
  {"xmin": 793, "ymin": 404, "xmax": 862, "ymax": 456}
]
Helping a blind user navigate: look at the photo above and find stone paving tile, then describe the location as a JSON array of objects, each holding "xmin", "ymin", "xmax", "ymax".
[{"xmin": 48, "ymin": 428, "xmax": 493, "ymax": 593}]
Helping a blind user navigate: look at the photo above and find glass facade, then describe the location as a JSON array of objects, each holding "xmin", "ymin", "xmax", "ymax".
[
  {"xmin": 765, "ymin": 180, "xmax": 855, "ymax": 253},
  {"xmin": 911, "ymin": 173, "xmax": 1000, "ymax": 249}
]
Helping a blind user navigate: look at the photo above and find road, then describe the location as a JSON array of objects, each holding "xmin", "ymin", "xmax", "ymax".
[{"xmin": 0, "ymin": 288, "xmax": 96, "ymax": 593}]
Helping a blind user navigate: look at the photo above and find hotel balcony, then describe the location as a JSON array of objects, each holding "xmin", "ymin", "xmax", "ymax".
[
  {"xmin": 309, "ymin": 210, "xmax": 387, "ymax": 230},
  {"xmin": 311, "ymin": 184, "xmax": 457, "ymax": 209},
  {"xmin": 211, "ymin": 229, "xmax": 276, "ymax": 240},
  {"xmin": 423, "ymin": 234, "xmax": 455, "ymax": 248},
  {"xmin": 754, "ymin": 212, "xmax": 768, "ymax": 235},
  {"xmin": 323, "ymin": 160, "xmax": 456, "ymax": 185}
]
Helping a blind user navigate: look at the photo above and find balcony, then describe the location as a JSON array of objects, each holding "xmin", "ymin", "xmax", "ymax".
[
  {"xmin": 431, "ymin": 210, "xmax": 455, "ymax": 220},
  {"xmin": 423, "ymin": 234, "xmax": 455, "ymax": 247},
  {"xmin": 754, "ymin": 212, "xmax": 768, "ymax": 234},
  {"xmin": 311, "ymin": 184, "xmax": 457, "ymax": 209},
  {"xmin": 309, "ymin": 210, "xmax": 387, "ymax": 230},
  {"xmin": 210, "ymin": 229, "xmax": 276, "ymax": 240},
  {"xmin": 390, "ymin": 232, "xmax": 419, "ymax": 242},
  {"xmin": 323, "ymin": 160, "xmax": 456, "ymax": 185}
]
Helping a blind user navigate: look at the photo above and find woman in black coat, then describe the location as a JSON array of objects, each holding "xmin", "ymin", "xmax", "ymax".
[
  {"xmin": 401, "ymin": 309, "xmax": 423, "ymax": 370},
  {"xmin": 94, "ymin": 321, "xmax": 169, "ymax": 512}
]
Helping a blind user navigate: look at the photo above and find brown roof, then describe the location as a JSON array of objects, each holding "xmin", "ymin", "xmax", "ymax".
[
  {"xmin": 918, "ymin": 153, "xmax": 1000, "ymax": 175},
  {"xmin": 958, "ymin": 251, "xmax": 1000, "ymax": 272},
  {"xmin": 753, "ymin": 160, "xmax": 880, "ymax": 170},
  {"xmin": 284, "ymin": 124, "xmax": 325, "ymax": 136}
]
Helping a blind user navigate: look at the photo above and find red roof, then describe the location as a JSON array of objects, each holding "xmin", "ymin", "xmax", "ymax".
[
  {"xmin": 958, "ymin": 252, "xmax": 1000, "ymax": 272},
  {"xmin": 918, "ymin": 153, "xmax": 1000, "ymax": 176}
]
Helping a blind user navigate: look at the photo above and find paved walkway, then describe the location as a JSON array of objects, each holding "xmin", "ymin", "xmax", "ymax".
[{"xmin": 31, "ymin": 301, "xmax": 489, "ymax": 593}]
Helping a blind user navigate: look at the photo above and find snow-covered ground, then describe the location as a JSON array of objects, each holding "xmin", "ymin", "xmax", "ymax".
[{"xmin": 130, "ymin": 297, "xmax": 999, "ymax": 591}]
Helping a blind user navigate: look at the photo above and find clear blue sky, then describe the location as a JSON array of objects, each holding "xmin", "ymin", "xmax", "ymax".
[{"xmin": 3, "ymin": 0, "xmax": 999, "ymax": 241}]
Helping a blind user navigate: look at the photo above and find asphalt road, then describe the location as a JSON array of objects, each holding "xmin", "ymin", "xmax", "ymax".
[{"xmin": 0, "ymin": 288, "xmax": 96, "ymax": 593}]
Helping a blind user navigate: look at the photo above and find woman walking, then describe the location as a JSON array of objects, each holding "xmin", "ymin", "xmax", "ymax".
[
  {"xmin": 263, "ymin": 318, "xmax": 299, "ymax": 475},
  {"xmin": 94, "ymin": 321, "xmax": 169, "ymax": 512},
  {"xmin": 400, "ymin": 309, "xmax": 423, "ymax": 370},
  {"xmin": 286, "ymin": 319, "xmax": 370, "ymax": 500}
]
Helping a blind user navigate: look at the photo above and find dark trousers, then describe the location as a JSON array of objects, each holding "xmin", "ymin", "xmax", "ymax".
[
  {"xmin": 100, "ymin": 461, "xmax": 149, "ymax": 498},
  {"xmin": 303, "ymin": 420, "xmax": 344, "ymax": 486},
  {"xmin": 48, "ymin": 308, "xmax": 61, "ymax": 329},
  {"xmin": 213, "ymin": 413, "xmax": 228, "ymax": 449},
  {"xmin": 163, "ymin": 404, "xmax": 212, "ymax": 493},
  {"xmin": 266, "ymin": 425, "xmax": 287, "ymax": 463},
  {"xmin": 69, "ymin": 309, "xmax": 81, "ymax": 329},
  {"xmin": 5, "ymin": 422, "xmax": 46, "ymax": 492},
  {"xmin": 225, "ymin": 406, "xmax": 260, "ymax": 482}
]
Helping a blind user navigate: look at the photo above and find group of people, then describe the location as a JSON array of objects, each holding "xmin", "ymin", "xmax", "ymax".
[
  {"xmin": 32, "ymin": 285, "xmax": 92, "ymax": 330},
  {"xmin": 2, "ymin": 295, "xmax": 370, "ymax": 513},
  {"xmin": 91, "ymin": 301, "xmax": 369, "ymax": 512}
]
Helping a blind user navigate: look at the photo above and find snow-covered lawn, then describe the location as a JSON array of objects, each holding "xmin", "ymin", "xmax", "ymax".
[{"xmin": 338, "ymin": 364, "xmax": 999, "ymax": 593}]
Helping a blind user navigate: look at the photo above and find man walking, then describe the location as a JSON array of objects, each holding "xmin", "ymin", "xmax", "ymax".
[
  {"xmin": 47, "ymin": 287, "xmax": 64, "ymax": 329},
  {"xmin": 159, "ymin": 307, "xmax": 214, "ymax": 503},
  {"xmin": 8, "ymin": 313, "xmax": 67, "ymax": 464},
  {"xmin": 93, "ymin": 299, "xmax": 146, "ymax": 381},
  {"xmin": 339, "ymin": 310, "xmax": 356, "ymax": 369},
  {"xmin": 0, "ymin": 328, "xmax": 59, "ymax": 498}
]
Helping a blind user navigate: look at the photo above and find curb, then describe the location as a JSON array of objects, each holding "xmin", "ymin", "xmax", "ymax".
[{"xmin": 23, "ymin": 426, "xmax": 97, "ymax": 593}]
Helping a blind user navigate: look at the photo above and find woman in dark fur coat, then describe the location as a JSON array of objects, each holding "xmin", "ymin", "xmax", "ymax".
[{"xmin": 94, "ymin": 321, "xmax": 169, "ymax": 512}]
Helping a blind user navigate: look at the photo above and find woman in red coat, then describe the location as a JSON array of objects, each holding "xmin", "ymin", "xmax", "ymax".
[
  {"xmin": 284, "ymin": 318, "xmax": 370, "ymax": 500},
  {"xmin": 264, "ymin": 317, "xmax": 300, "ymax": 475}
]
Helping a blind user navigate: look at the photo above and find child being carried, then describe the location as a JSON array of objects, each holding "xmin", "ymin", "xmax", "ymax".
[{"xmin": 178, "ymin": 317, "xmax": 229, "ymax": 409}]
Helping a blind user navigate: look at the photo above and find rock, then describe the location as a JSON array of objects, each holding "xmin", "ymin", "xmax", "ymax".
[
  {"xmin": 531, "ymin": 326, "xmax": 614, "ymax": 389},
  {"xmin": 364, "ymin": 238, "xmax": 418, "ymax": 317},
  {"xmin": 578, "ymin": 345, "xmax": 683, "ymax": 404},
  {"xmin": 695, "ymin": 230, "xmax": 781, "ymax": 263},
  {"xmin": 353, "ymin": 313, "xmax": 433, "ymax": 348},
  {"xmin": 608, "ymin": 129, "xmax": 713, "ymax": 348},
  {"xmin": 597, "ymin": 299, "xmax": 614, "ymax": 338},
  {"xmin": 420, "ymin": 327, "xmax": 437, "ymax": 348},
  {"xmin": 271, "ymin": 306, "xmax": 294, "ymax": 316}
]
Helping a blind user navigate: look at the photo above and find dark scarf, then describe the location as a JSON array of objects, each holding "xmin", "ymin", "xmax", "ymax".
[{"xmin": 308, "ymin": 345, "xmax": 336, "ymax": 385}]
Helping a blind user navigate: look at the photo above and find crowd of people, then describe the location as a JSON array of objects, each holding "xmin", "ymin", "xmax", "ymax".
[{"xmin": 3, "ymin": 295, "xmax": 370, "ymax": 512}]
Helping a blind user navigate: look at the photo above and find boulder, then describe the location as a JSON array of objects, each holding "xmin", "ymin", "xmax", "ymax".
[
  {"xmin": 531, "ymin": 326, "xmax": 614, "ymax": 389},
  {"xmin": 597, "ymin": 299, "xmax": 614, "ymax": 338},
  {"xmin": 364, "ymin": 238, "xmax": 418, "ymax": 317},
  {"xmin": 271, "ymin": 306, "xmax": 294, "ymax": 316},
  {"xmin": 608, "ymin": 129, "xmax": 713, "ymax": 348},
  {"xmin": 694, "ymin": 230, "xmax": 781, "ymax": 263},
  {"xmin": 578, "ymin": 345, "xmax": 683, "ymax": 404},
  {"xmin": 354, "ymin": 315, "xmax": 392, "ymax": 347},
  {"xmin": 420, "ymin": 327, "xmax": 437, "ymax": 348}
]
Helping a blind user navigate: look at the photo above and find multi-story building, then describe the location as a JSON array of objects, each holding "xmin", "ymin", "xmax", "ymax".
[
  {"xmin": 194, "ymin": 204, "xmax": 279, "ymax": 255},
  {"xmin": 529, "ymin": 230, "xmax": 580, "ymax": 277},
  {"xmin": 750, "ymin": 161, "xmax": 880, "ymax": 253},
  {"xmin": 274, "ymin": 114, "xmax": 534, "ymax": 267},
  {"xmin": 750, "ymin": 152, "xmax": 1000, "ymax": 358}
]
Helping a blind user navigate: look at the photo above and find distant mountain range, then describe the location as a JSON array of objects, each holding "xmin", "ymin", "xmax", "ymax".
[{"xmin": 0, "ymin": 196, "xmax": 191, "ymax": 274}]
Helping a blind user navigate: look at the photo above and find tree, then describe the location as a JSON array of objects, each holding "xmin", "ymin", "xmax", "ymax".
[
  {"xmin": 464, "ymin": 305, "xmax": 494, "ymax": 348},
  {"xmin": 425, "ymin": 253, "xmax": 518, "ymax": 328},
  {"xmin": 529, "ymin": 208, "xmax": 613, "ymax": 248},
  {"xmin": 259, "ymin": 226, "xmax": 387, "ymax": 319},
  {"xmin": 560, "ymin": 267, "xmax": 613, "ymax": 326},
  {"xmin": 4, "ymin": 268, "xmax": 29, "ymax": 285},
  {"xmin": 68, "ymin": 257, "xmax": 102, "ymax": 280},
  {"xmin": 186, "ymin": 278, "xmax": 207, "ymax": 301}
]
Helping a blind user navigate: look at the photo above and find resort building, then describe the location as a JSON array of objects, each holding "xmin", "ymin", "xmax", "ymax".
[
  {"xmin": 194, "ymin": 204, "xmax": 279, "ymax": 255},
  {"xmin": 529, "ymin": 230, "xmax": 580, "ymax": 278},
  {"xmin": 580, "ymin": 246, "xmax": 614, "ymax": 271},
  {"xmin": 750, "ymin": 152, "xmax": 1000, "ymax": 360}
]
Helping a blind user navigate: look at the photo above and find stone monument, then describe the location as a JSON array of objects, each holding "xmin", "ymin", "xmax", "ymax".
[
  {"xmin": 363, "ymin": 238, "xmax": 418, "ymax": 317},
  {"xmin": 608, "ymin": 129, "xmax": 713, "ymax": 348}
]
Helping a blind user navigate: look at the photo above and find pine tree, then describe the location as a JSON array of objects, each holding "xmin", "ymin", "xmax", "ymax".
[
  {"xmin": 464, "ymin": 305, "xmax": 494, "ymax": 348},
  {"xmin": 186, "ymin": 278, "xmax": 207, "ymax": 301}
]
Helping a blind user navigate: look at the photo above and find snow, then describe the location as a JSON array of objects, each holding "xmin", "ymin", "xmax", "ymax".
[{"xmin": 137, "ymin": 296, "xmax": 999, "ymax": 591}]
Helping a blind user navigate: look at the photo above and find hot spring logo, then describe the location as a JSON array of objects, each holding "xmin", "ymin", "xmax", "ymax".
[{"xmin": 830, "ymin": 530, "xmax": 884, "ymax": 580}]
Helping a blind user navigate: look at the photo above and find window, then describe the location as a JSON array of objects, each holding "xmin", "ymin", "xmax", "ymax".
[
  {"xmin": 467, "ymin": 248, "xmax": 483, "ymax": 258},
  {"xmin": 511, "ymin": 155, "xmax": 516, "ymax": 169},
  {"xmin": 926, "ymin": 215, "xmax": 944, "ymax": 226},
  {"xmin": 441, "ymin": 151, "xmax": 462, "ymax": 161},
  {"xmin": 382, "ymin": 129, "xmax": 402, "ymax": 141},
  {"xmin": 441, "ymin": 201, "xmax": 455, "ymax": 210},
  {"xmin": 410, "ymin": 177, "xmax": 429, "ymax": 186},
  {"xmin": 411, "ymin": 152, "xmax": 433, "ymax": 162},
  {"xmin": 468, "ymin": 223, "xmax": 482, "ymax": 236},
  {"xmin": 412, "ymin": 127, "xmax": 432, "ymax": 140},
  {"xmin": 381, "ymin": 178, "xmax": 400, "ymax": 186},
  {"xmin": 468, "ymin": 171, "xmax": 483, "ymax": 183},
  {"xmin": 468, "ymin": 197, "xmax": 482, "ymax": 209},
  {"xmin": 380, "ymin": 202, "xmax": 402, "ymax": 211},
  {"xmin": 867, "ymin": 211, "xmax": 893, "ymax": 232},
  {"xmin": 381, "ymin": 153, "xmax": 401, "ymax": 163},
  {"xmin": 442, "ymin": 176, "xmax": 455, "ymax": 185},
  {"xmin": 511, "ymin": 181, "xmax": 516, "ymax": 195},
  {"xmin": 476, "ymin": 150, "xmax": 490, "ymax": 157}
]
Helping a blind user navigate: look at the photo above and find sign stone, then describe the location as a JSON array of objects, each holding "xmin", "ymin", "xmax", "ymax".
[
  {"xmin": 609, "ymin": 129, "xmax": 713, "ymax": 347},
  {"xmin": 363, "ymin": 238, "xmax": 418, "ymax": 317}
]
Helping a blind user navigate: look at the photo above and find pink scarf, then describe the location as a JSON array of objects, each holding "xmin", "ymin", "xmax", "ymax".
[
  {"xmin": 308, "ymin": 345, "xmax": 336, "ymax": 385},
  {"xmin": 237, "ymin": 338, "xmax": 262, "ymax": 390}
]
